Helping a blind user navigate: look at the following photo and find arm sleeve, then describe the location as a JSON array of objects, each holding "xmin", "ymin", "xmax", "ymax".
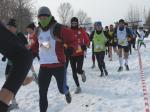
[
  {"xmin": 136, "ymin": 30, "xmax": 140, "ymax": 37},
  {"xmin": 89, "ymin": 31, "xmax": 95, "ymax": 41},
  {"xmin": 103, "ymin": 31, "xmax": 109, "ymax": 41},
  {"xmin": 17, "ymin": 32, "xmax": 28, "ymax": 46},
  {"xmin": 82, "ymin": 30, "xmax": 90, "ymax": 47},
  {"xmin": 60, "ymin": 26, "xmax": 78, "ymax": 50},
  {"xmin": 126, "ymin": 28, "xmax": 133, "ymax": 38}
]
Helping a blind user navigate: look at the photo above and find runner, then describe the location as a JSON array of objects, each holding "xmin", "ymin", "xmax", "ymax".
[
  {"xmin": 90, "ymin": 21, "xmax": 108, "ymax": 77},
  {"xmin": 114, "ymin": 19, "xmax": 133, "ymax": 72},
  {"xmin": 0, "ymin": 21, "xmax": 32, "ymax": 112},
  {"xmin": 36, "ymin": 6, "xmax": 78, "ymax": 112},
  {"xmin": 69, "ymin": 17, "xmax": 90, "ymax": 94}
]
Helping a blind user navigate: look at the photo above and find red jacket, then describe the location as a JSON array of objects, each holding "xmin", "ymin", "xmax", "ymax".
[
  {"xmin": 71, "ymin": 28, "xmax": 90, "ymax": 56},
  {"xmin": 28, "ymin": 32, "xmax": 39, "ymax": 54}
]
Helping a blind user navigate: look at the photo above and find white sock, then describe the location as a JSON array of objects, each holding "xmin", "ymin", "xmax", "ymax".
[{"xmin": 119, "ymin": 57, "xmax": 123, "ymax": 67}]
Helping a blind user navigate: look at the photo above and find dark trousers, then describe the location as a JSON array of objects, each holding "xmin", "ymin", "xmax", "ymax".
[
  {"xmin": 132, "ymin": 38, "xmax": 136, "ymax": 49},
  {"xmin": 128, "ymin": 43, "xmax": 132, "ymax": 54},
  {"xmin": 70, "ymin": 55, "xmax": 84, "ymax": 87},
  {"xmin": 0, "ymin": 23, "xmax": 32, "ymax": 95},
  {"xmin": 65, "ymin": 56, "xmax": 70, "ymax": 69},
  {"xmin": 92, "ymin": 54, "xmax": 95, "ymax": 64},
  {"xmin": 95, "ymin": 51, "xmax": 106, "ymax": 73},
  {"xmin": 38, "ymin": 66, "xmax": 69, "ymax": 112},
  {"xmin": 92, "ymin": 43, "xmax": 96, "ymax": 64}
]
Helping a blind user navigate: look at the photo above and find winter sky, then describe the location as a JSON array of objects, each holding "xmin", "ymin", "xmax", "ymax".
[{"xmin": 37, "ymin": 0, "xmax": 150, "ymax": 26}]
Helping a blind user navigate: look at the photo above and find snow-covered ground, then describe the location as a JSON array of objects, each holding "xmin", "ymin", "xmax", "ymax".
[{"xmin": 0, "ymin": 37, "xmax": 150, "ymax": 112}]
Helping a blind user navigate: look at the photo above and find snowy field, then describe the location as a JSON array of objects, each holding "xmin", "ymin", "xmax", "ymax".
[{"xmin": 0, "ymin": 36, "xmax": 150, "ymax": 112}]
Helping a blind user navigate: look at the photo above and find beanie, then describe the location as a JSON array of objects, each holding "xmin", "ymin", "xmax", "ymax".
[
  {"xmin": 38, "ymin": 6, "xmax": 52, "ymax": 17},
  {"xmin": 71, "ymin": 17, "xmax": 78, "ymax": 23},
  {"xmin": 7, "ymin": 19, "xmax": 17, "ymax": 27},
  {"xmin": 94, "ymin": 21, "xmax": 102, "ymax": 27},
  {"xmin": 119, "ymin": 19, "xmax": 125, "ymax": 24},
  {"xmin": 26, "ymin": 23, "xmax": 36, "ymax": 30}
]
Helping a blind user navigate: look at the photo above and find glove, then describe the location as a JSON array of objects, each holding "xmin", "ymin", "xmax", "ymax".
[
  {"xmin": 64, "ymin": 47, "xmax": 73, "ymax": 57},
  {"xmin": 105, "ymin": 41, "xmax": 109, "ymax": 46},
  {"xmin": 81, "ymin": 45, "xmax": 87, "ymax": 51},
  {"xmin": 112, "ymin": 42, "xmax": 117, "ymax": 46},
  {"xmin": 2, "ymin": 56, "xmax": 6, "ymax": 62}
]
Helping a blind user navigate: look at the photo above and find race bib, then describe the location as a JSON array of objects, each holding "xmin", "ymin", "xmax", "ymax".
[
  {"xmin": 118, "ymin": 39, "xmax": 127, "ymax": 46},
  {"xmin": 95, "ymin": 44, "xmax": 103, "ymax": 50},
  {"xmin": 41, "ymin": 41, "xmax": 51, "ymax": 49},
  {"xmin": 76, "ymin": 45, "xmax": 82, "ymax": 53}
]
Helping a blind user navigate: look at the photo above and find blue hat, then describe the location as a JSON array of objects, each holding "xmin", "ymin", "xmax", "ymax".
[{"xmin": 94, "ymin": 21, "xmax": 102, "ymax": 27}]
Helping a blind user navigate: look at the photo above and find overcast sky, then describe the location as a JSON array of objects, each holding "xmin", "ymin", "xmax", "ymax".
[{"xmin": 37, "ymin": 0, "xmax": 150, "ymax": 26}]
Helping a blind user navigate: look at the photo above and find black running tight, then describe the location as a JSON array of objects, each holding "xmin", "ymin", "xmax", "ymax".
[{"xmin": 0, "ymin": 23, "xmax": 32, "ymax": 95}]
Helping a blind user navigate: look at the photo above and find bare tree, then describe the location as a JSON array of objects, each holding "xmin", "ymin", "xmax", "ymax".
[
  {"xmin": 0, "ymin": 0, "xmax": 36, "ymax": 32},
  {"xmin": 58, "ymin": 2, "xmax": 74, "ymax": 25},
  {"xmin": 76, "ymin": 10, "xmax": 92, "ymax": 28},
  {"xmin": 15, "ymin": 0, "xmax": 36, "ymax": 32},
  {"xmin": 126, "ymin": 6, "xmax": 142, "ymax": 27},
  {"xmin": 76, "ymin": 10, "xmax": 87, "ymax": 25},
  {"xmin": 143, "ymin": 6, "xmax": 148, "ymax": 22},
  {"xmin": 145, "ymin": 10, "xmax": 150, "ymax": 32},
  {"xmin": 0, "ymin": 0, "xmax": 17, "ymax": 22}
]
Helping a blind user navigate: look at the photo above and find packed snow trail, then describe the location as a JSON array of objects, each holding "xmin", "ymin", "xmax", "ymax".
[
  {"xmin": 137, "ymin": 45, "xmax": 150, "ymax": 112},
  {"xmin": 0, "ymin": 37, "xmax": 150, "ymax": 112}
]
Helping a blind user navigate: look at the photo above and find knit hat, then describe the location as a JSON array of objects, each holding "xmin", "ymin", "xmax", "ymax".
[
  {"xmin": 26, "ymin": 23, "xmax": 36, "ymax": 30},
  {"xmin": 94, "ymin": 21, "xmax": 102, "ymax": 27},
  {"xmin": 7, "ymin": 19, "xmax": 17, "ymax": 27},
  {"xmin": 139, "ymin": 26, "xmax": 143, "ymax": 30},
  {"xmin": 119, "ymin": 19, "xmax": 125, "ymax": 24},
  {"xmin": 38, "ymin": 6, "xmax": 52, "ymax": 17},
  {"xmin": 71, "ymin": 17, "xmax": 78, "ymax": 23}
]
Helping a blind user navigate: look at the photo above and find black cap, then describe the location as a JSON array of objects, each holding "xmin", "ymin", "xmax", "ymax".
[
  {"xmin": 71, "ymin": 17, "xmax": 78, "ymax": 23},
  {"xmin": 26, "ymin": 23, "xmax": 36, "ymax": 30},
  {"xmin": 139, "ymin": 26, "xmax": 143, "ymax": 29},
  {"xmin": 119, "ymin": 19, "xmax": 125, "ymax": 24},
  {"xmin": 7, "ymin": 19, "xmax": 17, "ymax": 27}
]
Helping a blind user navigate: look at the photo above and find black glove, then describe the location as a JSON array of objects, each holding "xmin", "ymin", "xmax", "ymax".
[
  {"xmin": 2, "ymin": 56, "xmax": 6, "ymax": 62},
  {"xmin": 81, "ymin": 45, "xmax": 87, "ymax": 51},
  {"xmin": 105, "ymin": 41, "xmax": 109, "ymax": 46},
  {"xmin": 113, "ymin": 42, "xmax": 117, "ymax": 46},
  {"xmin": 64, "ymin": 47, "xmax": 73, "ymax": 57}
]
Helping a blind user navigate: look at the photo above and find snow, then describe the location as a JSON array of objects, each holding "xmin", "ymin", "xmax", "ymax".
[{"xmin": 0, "ymin": 36, "xmax": 150, "ymax": 112}]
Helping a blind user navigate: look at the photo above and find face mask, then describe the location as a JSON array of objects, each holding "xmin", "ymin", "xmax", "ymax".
[{"xmin": 39, "ymin": 16, "xmax": 52, "ymax": 28}]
